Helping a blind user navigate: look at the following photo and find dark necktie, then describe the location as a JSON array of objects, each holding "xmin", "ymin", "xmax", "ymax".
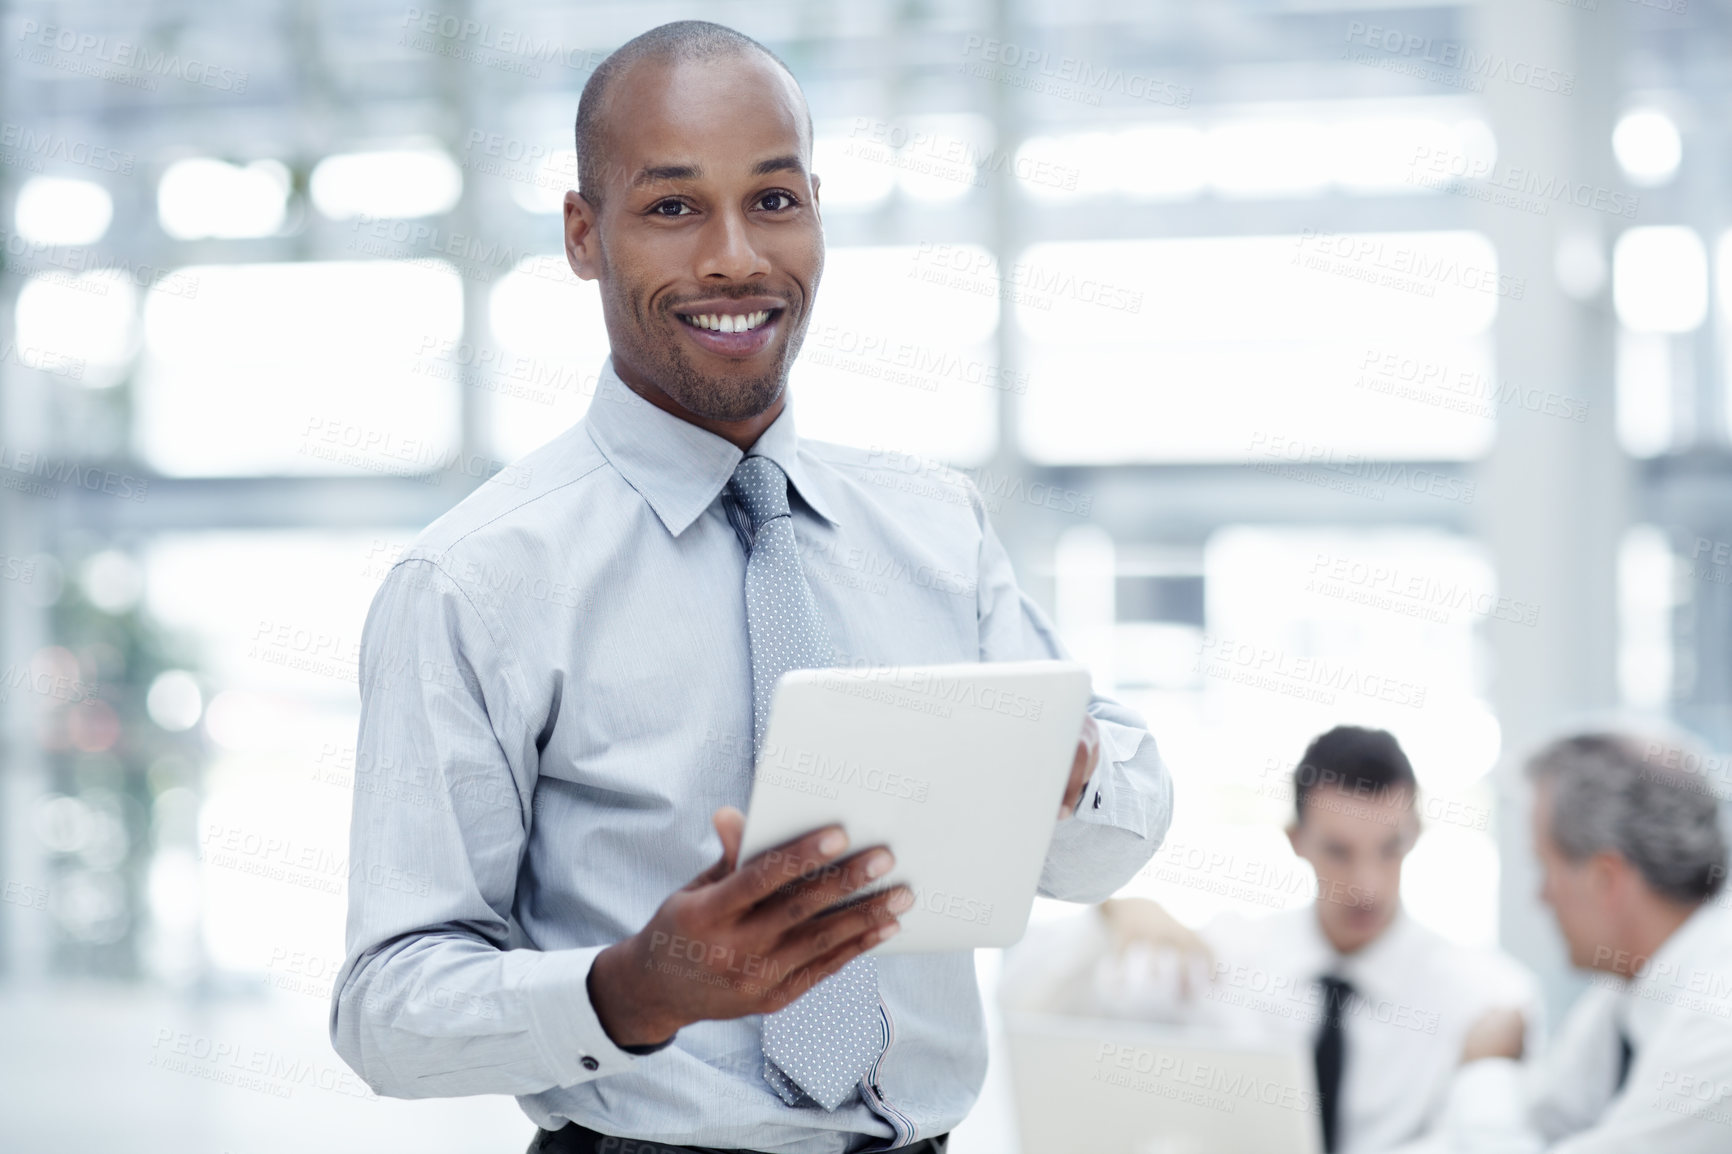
[
  {"xmin": 1314, "ymin": 975, "xmax": 1354, "ymax": 1154},
  {"xmin": 1615, "ymin": 1029, "xmax": 1634, "ymax": 1094},
  {"xmin": 728, "ymin": 455, "xmax": 886, "ymax": 1112}
]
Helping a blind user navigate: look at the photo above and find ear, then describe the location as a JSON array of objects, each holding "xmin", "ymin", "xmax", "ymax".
[
  {"xmin": 564, "ymin": 189, "xmax": 601, "ymax": 281},
  {"xmin": 1397, "ymin": 807, "xmax": 1423, "ymax": 855},
  {"xmin": 1587, "ymin": 849, "xmax": 1627, "ymax": 900},
  {"xmin": 811, "ymin": 170, "xmax": 822, "ymax": 222},
  {"xmin": 1285, "ymin": 820, "xmax": 1302, "ymax": 857}
]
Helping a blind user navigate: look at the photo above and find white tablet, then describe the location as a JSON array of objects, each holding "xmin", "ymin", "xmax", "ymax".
[{"xmin": 737, "ymin": 660, "xmax": 1094, "ymax": 954}]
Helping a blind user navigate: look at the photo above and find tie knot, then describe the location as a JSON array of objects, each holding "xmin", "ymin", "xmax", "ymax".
[
  {"xmin": 728, "ymin": 455, "xmax": 792, "ymax": 530},
  {"xmin": 1319, "ymin": 975, "xmax": 1354, "ymax": 1010}
]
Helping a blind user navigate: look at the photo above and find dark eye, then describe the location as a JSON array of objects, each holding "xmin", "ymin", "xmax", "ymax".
[
  {"xmin": 652, "ymin": 199, "xmax": 692, "ymax": 217},
  {"xmin": 758, "ymin": 190, "xmax": 798, "ymax": 211}
]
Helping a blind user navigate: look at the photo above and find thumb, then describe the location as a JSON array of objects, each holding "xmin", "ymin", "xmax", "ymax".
[
  {"xmin": 711, "ymin": 806, "xmax": 745, "ymax": 874},
  {"xmin": 688, "ymin": 806, "xmax": 747, "ymax": 889}
]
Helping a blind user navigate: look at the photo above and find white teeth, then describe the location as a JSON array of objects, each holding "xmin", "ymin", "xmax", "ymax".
[{"xmin": 684, "ymin": 310, "xmax": 771, "ymax": 333}]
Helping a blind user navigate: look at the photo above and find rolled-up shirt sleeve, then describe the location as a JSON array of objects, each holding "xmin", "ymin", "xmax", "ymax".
[
  {"xmin": 329, "ymin": 557, "xmax": 640, "ymax": 1098},
  {"xmin": 969, "ymin": 486, "xmax": 1174, "ymax": 904}
]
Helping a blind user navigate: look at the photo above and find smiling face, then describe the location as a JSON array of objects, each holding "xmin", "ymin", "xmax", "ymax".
[{"xmin": 563, "ymin": 49, "xmax": 822, "ymax": 436}]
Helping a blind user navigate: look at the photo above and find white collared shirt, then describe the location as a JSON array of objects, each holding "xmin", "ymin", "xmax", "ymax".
[
  {"xmin": 1000, "ymin": 904, "xmax": 1540, "ymax": 1154},
  {"xmin": 1415, "ymin": 899, "xmax": 1732, "ymax": 1154}
]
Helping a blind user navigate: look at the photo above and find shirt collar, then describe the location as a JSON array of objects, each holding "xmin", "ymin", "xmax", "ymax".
[
  {"xmin": 1302, "ymin": 903, "xmax": 1417, "ymax": 995},
  {"xmin": 1621, "ymin": 900, "xmax": 1730, "ymax": 1040},
  {"xmin": 583, "ymin": 356, "xmax": 840, "ymax": 537}
]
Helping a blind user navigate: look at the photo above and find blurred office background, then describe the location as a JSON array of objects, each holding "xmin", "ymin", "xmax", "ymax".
[{"xmin": 1, "ymin": 0, "xmax": 1728, "ymax": 1149}]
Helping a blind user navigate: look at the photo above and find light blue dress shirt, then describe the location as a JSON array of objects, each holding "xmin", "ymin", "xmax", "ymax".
[{"xmin": 330, "ymin": 357, "xmax": 1174, "ymax": 1153}]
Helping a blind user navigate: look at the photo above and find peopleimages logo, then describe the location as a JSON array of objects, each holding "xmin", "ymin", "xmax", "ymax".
[
  {"xmin": 1194, "ymin": 632, "xmax": 1428, "ymax": 709},
  {"xmin": 0, "ymin": 444, "xmax": 151, "ymax": 502},
  {"xmin": 1307, "ymin": 551, "xmax": 1541, "ymax": 628},
  {"xmin": 1342, "ymin": 21, "xmax": 1575, "ymax": 95},
  {"xmin": 822, "ymin": 662, "xmax": 1047, "ymax": 721},
  {"xmin": 1093, "ymin": 1043, "xmax": 1320, "ymax": 1115},
  {"xmin": 1408, "ymin": 145, "xmax": 1639, "ymax": 220},
  {"xmin": 399, "ymin": 7, "xmax": 608, "ymax": 75},
  {"xmin": 1294, "ymin": 229, "xmax": 1526, "ymax": 301},
  {"xmin": 16, "ymin": 20, "xmax": 250, "ymax": 93},
  {"xmin": 757, "ymin": 738, "xmax": 934, "ymax": 803},
  {"xmin": 1245, "ymin": 431, "xmax": 1477, "ymax": 506},
  {"xmin": 0, "ymin": 119, "xmax": 133, "ymax": 173},
  {"xmin": 959, "ymin": 36, "xmax": 1191, "ymax": 108}
]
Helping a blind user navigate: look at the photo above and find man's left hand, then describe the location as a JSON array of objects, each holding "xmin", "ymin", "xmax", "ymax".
[{"xmin": 1058, "ymin": 714, "xmax": 1101, "ymax": 820}]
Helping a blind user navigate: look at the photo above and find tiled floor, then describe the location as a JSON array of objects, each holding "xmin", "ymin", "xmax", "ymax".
[
  {"xmin": 0, "ymin": 962, "xmax": 1020, "ymax": 1154},
  {"xmin": 0, "ymin": 982, "xmax": 536, "ymax": 1154}
]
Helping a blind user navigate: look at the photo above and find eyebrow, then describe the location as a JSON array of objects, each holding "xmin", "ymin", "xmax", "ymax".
[
  {"xmin": 629, "ymin": 154, "xmax": 807, "ymax": 188},
  {"xmin": 632, "ymin": 163, "xmax": 701, "ymax": 187},
  {"xmin": 752, "ymin": 154, "xmax": 805, "ymax": 177}
]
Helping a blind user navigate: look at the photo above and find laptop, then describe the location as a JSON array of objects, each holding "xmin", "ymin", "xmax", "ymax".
[{"xmin": 1003, "ymin": 1011, "xmax": 1325, "ymax": 1154}]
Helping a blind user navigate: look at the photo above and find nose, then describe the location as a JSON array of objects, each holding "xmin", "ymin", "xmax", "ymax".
[
  {"xmin": 696, "ymin": 206, "xmax": 771, "ymax": 282},
  {"xmin": 1346, "ymin": 859, "xmax": 1386, "ymax": 911}
]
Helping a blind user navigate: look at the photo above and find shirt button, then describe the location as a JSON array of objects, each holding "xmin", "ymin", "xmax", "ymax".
[{"xmin": 581, "ymin": 1056, "xmax": 599, "ymax": 1072}]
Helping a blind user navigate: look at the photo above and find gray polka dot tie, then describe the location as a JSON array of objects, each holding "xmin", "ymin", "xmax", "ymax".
[{"xmin": 727, "ymin": 454, "xmax": 885, "ymax": 1112}]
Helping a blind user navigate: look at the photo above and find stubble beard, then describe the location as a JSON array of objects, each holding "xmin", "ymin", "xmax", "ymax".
[
  {"xmin": 651, "ymin": 318, "xmax": 794, "ymax": 423},
  {"xmin": 608, "ymin": 254, "xmax": 806, "ymax": 423}
]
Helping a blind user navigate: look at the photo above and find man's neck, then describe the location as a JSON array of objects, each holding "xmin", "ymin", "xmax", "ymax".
[
  {"xmin": 1315, "ymin": 904, "xmax": 1398, "ymax": 957},
  {"xmin": 1620, "ymin": 898, "xmax": 1701, "ymax": 975},
  {"xmin": 612, "ymin": 357, "xmax": 785, "ymax": 452}
]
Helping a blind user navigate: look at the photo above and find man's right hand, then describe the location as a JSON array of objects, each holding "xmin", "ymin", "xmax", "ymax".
[{"xmin": 586, "ymin": 806, "xmax": 912, "ymax": 1048}]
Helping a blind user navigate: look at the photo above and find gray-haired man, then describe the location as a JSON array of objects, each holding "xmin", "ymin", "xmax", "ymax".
[{"xmin": 1402, "ymin": 732, "xmax": 1732, "ymax": 1153}]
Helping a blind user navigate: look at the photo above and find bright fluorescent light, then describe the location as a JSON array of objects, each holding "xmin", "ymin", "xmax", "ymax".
[
  {"xmin": 15, "ymin": 177, "xmax": 113, "ymax": 244},
  {"xmin": 311, "ymin": 147, "xmax": 462, "ymax": 220},
  {"xmin": 158, "ymin": 158, "xmax": 289, "ymax": 239}
]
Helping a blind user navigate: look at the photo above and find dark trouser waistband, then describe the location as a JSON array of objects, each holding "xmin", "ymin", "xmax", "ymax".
[{"xmin": 529, "ymin": 1122, "xmax": 950, "ymax": 1154}]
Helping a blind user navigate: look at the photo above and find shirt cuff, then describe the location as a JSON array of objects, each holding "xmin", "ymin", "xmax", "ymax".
[
  {"xmin": 618, "ymin": 1038, "xmax": 676, "ymax": 1055},
  {"xmin": 1451, "ymin": 1056, "xmax": 1524, "ymax": 1110},
  {"xmin": 517, "ymin": 945, "xmax": 648, "ymax": 1086},
  {"xmin": 1076, "ymin": 717, "xmax": 1159, "ymax": 838},
  {"xmin": 1442, "ymin": 1057, "xmax": 1538, "ymax": 1150}
]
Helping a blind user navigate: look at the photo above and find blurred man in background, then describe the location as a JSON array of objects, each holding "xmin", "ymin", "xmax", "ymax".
[
  {"xmin": 1410, "ymin": 733, "xmax": 1732, "ymax": 1153},
  {"xmin": 1000, "ymin": 725, "xmax": 1538, "ymax": 1154}
]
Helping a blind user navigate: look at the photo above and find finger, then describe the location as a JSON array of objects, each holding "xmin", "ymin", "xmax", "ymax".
[
  {"xmin": 1079, "ymin": 714, "xmax": 1100, "ymax": 767},
  {"xmin": 712, "ymin": 823, "xmax": 853, "ymax": 915},
  {"xmin": 762, "ymin": 915, "xmax": 904, "ymax": 1011},
  {"xmin": 776, "ymin": 885, "xmax": 912, "ymax": 969},
  {"xmin": 1059, "ymin": 776, "xmax": 1085, "ymax": 818},
  {"xmin": 1058, "ymin": 767, "xmax": 1087, "ymax": 818},
  {"xmin": 689, "ymin": 807, "xmax": 747, "ymax": 888},
  {"xmin": 713, "ymin": 807, "xmax": 744, "ymax": 872},
  {"xmin": 1059, "ymin": 727, "xmax": 1096, "ymax": 819},
  {"xmin": 749, "ymin": 847, "xmax": 897, "ymax": 932}
]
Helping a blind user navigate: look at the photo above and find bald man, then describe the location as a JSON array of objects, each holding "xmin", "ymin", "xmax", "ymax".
[{"xmin": 328, "ymin": 20, "xmax": 1172, "ymax": 1154}]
